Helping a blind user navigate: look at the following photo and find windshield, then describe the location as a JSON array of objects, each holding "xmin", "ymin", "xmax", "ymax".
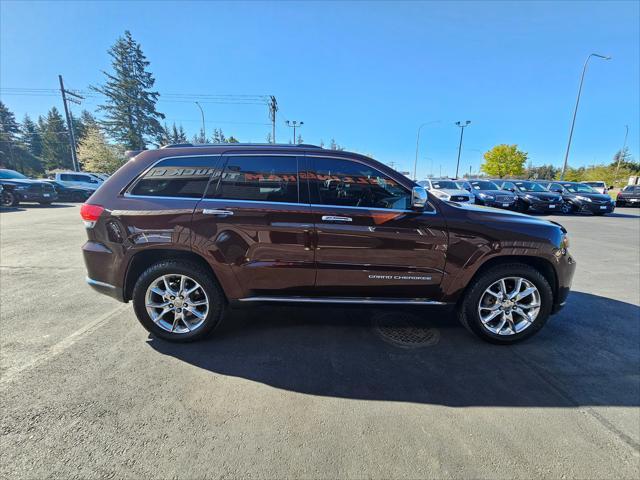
[
  {"xmin": 563, "ymin": 183, "xmax": 595, "ymax": 193},
  {"xmin": 583, "ymin": 182, "xmax": 604, "ymax": 187},
  {"xmin": 0, "ymin": 169, "xmax": 28, "ymax": 179},
  {"xmin": 515, "ymin": 182, "xmax": 546, "ymax": 192},
  {"xmin": 470, "ymin": 181, "xmax": 498, "ymax": 190},
  {"xmin": 431, "ymin": 180, "xmax": 458, "ymax": 190},
  {"xmin": 622, "ymin": 185, "xmax": 640, "ymax": 192}
]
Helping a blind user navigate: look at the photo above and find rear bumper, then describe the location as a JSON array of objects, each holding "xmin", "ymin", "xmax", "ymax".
[
  {"xmin": 552, "ymin": 253, "xmax": 576, "ymax": 314},
  {"xmin": 82, "ymin": 241, "xmax": 126, "ymax": 302},
  {"xmin": 616, "ymin": 198, "xmax": 640, "ymax": 206}
]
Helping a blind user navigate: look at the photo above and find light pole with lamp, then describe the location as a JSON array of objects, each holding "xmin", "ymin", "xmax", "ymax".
[
  {"xmin": 285, "ymin": 120, "xmax": 304, "ymax": 143},
  {"xmin": 560, "ymin": 53, "xmax": 611, "ymax": 180},
  {"xmin": 195, "ymin": 102, "xmax": 206, "ymax": 143},
  {"xmin": 454, "ymin": 121, "xmax": 471, "ymax": 179}
]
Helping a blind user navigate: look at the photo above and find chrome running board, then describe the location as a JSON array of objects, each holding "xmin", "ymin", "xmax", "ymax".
[{"xmin": 238, "ymin": 296, "xmax": 448, "ymax": 305}]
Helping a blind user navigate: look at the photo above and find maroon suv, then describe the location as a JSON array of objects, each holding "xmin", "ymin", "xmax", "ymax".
[{"xmin": 81, "ymin": 144, "xmax": 575, "ymax": 344}]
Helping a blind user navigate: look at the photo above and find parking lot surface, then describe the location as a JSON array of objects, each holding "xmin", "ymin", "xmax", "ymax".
[{"xmin": 1, "ymin": 204, "xmax": 639, "ymax": 479}]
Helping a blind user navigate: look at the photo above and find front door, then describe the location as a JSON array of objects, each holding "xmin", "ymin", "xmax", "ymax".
[
  {"xmin": 307, "ymin": 155, "xmax": 447, "ymax": 299},
  {"xmin": 192, "ymin": 153, "xmax": 316, "ymax": 298}
]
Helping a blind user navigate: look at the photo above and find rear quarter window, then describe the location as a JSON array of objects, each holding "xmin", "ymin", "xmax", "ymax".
[{"xmin": 130, "ymin": 156, "xmax": 220, "ymax": 198}]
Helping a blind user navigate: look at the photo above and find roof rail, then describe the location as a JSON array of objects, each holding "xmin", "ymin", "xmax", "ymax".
[{"xmin": 161, "ymin": 142, "xmax": 323, "ymax": 149}]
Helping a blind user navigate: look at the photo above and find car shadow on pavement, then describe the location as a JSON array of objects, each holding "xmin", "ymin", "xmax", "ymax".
[{"xmin": 148, "ymin": 291, "xmax": 639, "ymax": 408}]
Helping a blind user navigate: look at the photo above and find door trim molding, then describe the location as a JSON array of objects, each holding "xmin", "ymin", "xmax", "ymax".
[{"xmin": 237, "ymin": 296, "xmax": 448, "ymax": 305}]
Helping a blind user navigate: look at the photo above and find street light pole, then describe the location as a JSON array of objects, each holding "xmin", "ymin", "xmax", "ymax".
[
  {"xmin": 195, "ymin": 102, "xmax": 206, "ymax": 143},
  {"xmin": 560, "ymin": 53, "xmax": 611, "ymax": 180},
  {"xmin": 454, "ymin": 121, "xmax": 471, "ymax": 179},
  {"xmin": 413, "ymin": 120, "xmax": 440, "ymax": 181},
  {"xmin": 615, "ymin": 124, "xmax": 629, "ymax": 178},
  {"xmin": 285, "ymin": 120, "xmax": 304, "ymax": 143}
]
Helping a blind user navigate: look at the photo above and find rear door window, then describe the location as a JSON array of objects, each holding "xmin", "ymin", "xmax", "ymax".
[
  {"xmin": 130, "ymin": 156, "xmax": 220, "ymax": 198},
  {"xmin": 309, "ymin": 157, "xmax": 410, "ymax": 210},
  {"xmin": 205, "ymin": 155, "xmax": 300, "ymax": 203}
]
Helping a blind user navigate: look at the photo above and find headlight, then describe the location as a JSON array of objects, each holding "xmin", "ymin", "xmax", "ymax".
[
  {"xmin": 479, "ymin": 193, "xmax": 495, "ymax": 200},
  {"xmin": 14, "ymin": 185, "xmax": 29, "ymax": 190},
  {"xmin": 433, "ymin": 191, "xmax": 450, "ymax": 199},
  {"xmin": 576, "ymin": 195, "xmax": 592, "ymax": 202},
  {"xmin": 524, "ymin": 194, "xmax": 536, "ymax": 199}
]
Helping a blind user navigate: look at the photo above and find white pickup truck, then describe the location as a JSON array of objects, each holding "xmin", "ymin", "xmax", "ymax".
[{"xmin": 54, "ymin": 171, "xmax": 104, "ymax": 190}]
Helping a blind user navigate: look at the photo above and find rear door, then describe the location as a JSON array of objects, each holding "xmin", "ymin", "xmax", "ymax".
[
  {"xmin": 191, "ymin": 153, "xmax": 316, "ymax": 298},
  {"xmin": 307, "ymin": 155, "xmax": 448, "ymax": 299}
]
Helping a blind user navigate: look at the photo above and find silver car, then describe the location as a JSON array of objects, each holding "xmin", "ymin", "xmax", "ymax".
[{"xmin": 418, "ymin": 179, "xmax": 475, "ymax": 204}]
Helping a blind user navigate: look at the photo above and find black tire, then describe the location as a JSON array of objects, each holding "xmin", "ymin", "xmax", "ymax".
[
  {"xmin": 72, "ymin": 191, "xmax": 85, "ymax": 202},
  {"xmin": 516, "ymin": 200, "xmax": 529, "ymax": 213},
  {"xmin": 132, "ymin": 260, "xmax": 226, "ymax": 342},
  {"xmin": 458, "ymin": 263, "xmax": 553, "ymax": 345},
  {"xmin": 1, "ymin": 190, "xmax": 19, "ymax": 207}
]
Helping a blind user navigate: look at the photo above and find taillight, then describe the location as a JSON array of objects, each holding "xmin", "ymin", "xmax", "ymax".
[{"xmin": 80, "ymin": 203, "xmax": 104, "ymax": 228}]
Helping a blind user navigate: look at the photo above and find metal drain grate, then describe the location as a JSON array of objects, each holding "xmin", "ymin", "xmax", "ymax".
[{"xmin": 372, "ymin": 312, "xmax": 440, "ymax": 348}]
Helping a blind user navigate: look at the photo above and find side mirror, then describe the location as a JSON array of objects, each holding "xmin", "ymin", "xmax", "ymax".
[
  {"xmin": 411, "ymin": 186, "xmax": 428, "ymax": 209},
  {"xmin": 90, "ymin": 179, "xmax": 98, "ymax": 184}
]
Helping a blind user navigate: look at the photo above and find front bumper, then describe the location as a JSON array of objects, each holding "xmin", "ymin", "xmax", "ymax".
[
  {"xmin": 527, "ymin": 201, "xmax": 563, "ymax": 212},
  {"xmin": 477, "ymin": 199, "xmax": 516, "ymax": 209},
  {"xmin": 15, "ymin": 191, "xmax": 58, "ymax": 202},
  {"xmin": 552, "ymin": 251, "xmax": 576, "ymax": 314},
  {"xmin": 580, "ymin": 202, "xmax": 615, "ymax": 214},
  {"xmin": 616, "ymin": 197, "xmax": 640, "ymax": 206}
]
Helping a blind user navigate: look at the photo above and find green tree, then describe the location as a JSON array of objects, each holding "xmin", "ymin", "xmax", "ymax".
[
  {"xmin": 77, "ymin": 125, "xmax": 124, "ymax": 173},
  {"xmin": 21, "ymin": 114, "xmax": 43, "ymax": 159},
  {"xmin": 73, "ymin": 110, "xmax": 99, "ymax": 143},
  {"xmin": 0, "ymin": 102, "xmax": 43, "ymax": 174},
  {"xmin": 92, "ymin": 30, "xmax": 165, "ymax": 149},
  {"xmin": 480, "ymin": 144, "xmax": 527, "ymax": 178},
  {"xmin": 212, "ymin": 128, "xmax": 226, "ymax": 143},
  {"xmin": 227, "ymin": 135, "xmax": 239, "ymax": 143},
  {"xmin": 526, "ymin": 164, "xmax": 558, "ymax": 180},
  {"xmin": 40, "ymin": 107, "xmax": 72, "ymax": 171},
  {"xmin": 612, "ymin": 147, "xmax": 639, "ymax": 174}
]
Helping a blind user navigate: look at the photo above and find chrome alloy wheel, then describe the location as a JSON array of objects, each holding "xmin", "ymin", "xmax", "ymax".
[
  {"xmin": 145, "ymin": 274, "xmax": 209, "ymax": 334},
  {"xmin": 477, "ymin": 277, "xmax": 541, "ymax": 336}
]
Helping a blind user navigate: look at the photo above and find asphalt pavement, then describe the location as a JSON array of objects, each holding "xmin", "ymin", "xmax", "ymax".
[{"xmin": 1, "ymin": 203, "xmax": 638, "ymax": 479}]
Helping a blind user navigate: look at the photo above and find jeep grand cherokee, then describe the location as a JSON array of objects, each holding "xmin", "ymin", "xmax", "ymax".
[{"xmin": 81, "ymin": 144, "xmax": 575, "ymax": 344}]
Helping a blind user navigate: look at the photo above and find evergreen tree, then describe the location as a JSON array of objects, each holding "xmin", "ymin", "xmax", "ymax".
[
  {"xmin": 296, "ymin": 133, "xmax": 303, "ymax": 145},
  {"xmin": 0, "ymin": 102, "xmax": 43, "ymax": 174},
  {"xmin": 227, "ymin": 136, "xmax": 239, "ymax": 143},
  {"xmin": 21, "ymin": 114, "xmax": 43, "ymax": 159},
  {"xmin": 92, "ymin": 30, "xmax": 165, "ymax": 149},
  {"xmin": 40, "ymin": 107, "xmax": 73, "ymax": 171},
  {"xmin": 73, "ymin": 110, "xmax": 98, "ymax": 143},
  {"xmin": 77, "ymin": 125, "xmax": 124, "ymax": 173},
  {"xmin": 266, "ymin": 132, "xmax": 273, "ymax": 144},
  {"xmin": 212, "ymin": 128, "xmax": 226, "ymax": 143}
]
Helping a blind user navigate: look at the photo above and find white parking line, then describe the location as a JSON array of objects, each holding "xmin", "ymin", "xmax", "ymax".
[{"xmin": 0, "ymin": 305, "xmax": 128, "ymax": 386}]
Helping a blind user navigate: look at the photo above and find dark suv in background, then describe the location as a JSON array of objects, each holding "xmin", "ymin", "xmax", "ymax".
[
  {"xmin": 0, "ymin": 168, "xmax": 58, "ymax": 207},
  {"xmin": 459, "ymin": 180, "xmax": 517, "ymax": 209},
  {"xmin": 541, "ymin": 181, "xmax": 615, "ymax": 215},
  {"xmin": 81, "ymin": 144, "xmax": 575, "ymax": 345},
  {"xmin": 497, "ymin": 180, "xmax": 563, "ymax": 213}
]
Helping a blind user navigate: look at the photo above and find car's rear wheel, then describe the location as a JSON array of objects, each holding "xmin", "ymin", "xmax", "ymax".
[
  {"xmin": 1, "ymin": 190, "xmax": 18, "ymax": 207},
  {"xmin": 132, "ymin": 260, "xmax": 225, "ymax": 342},
  {"xmin": 458, "ymin": 263, "xmax": 553, "ymax": 344}
]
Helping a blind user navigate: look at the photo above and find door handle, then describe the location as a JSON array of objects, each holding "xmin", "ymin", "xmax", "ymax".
[
  {"xmin": 321, "ymin": 215, "xmax": 352, "ymax": 222},
  {"xmin": 202, "ymin": 209, "xmax": 234, "ymax": 217}
]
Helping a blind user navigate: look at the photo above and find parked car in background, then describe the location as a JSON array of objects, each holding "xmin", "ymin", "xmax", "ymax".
[
  {"xmin": 497, "ymin": 180, "xmax": 563, "ymax": 213},
  {"xmin": 418, "ymin": 178, "xmax": 475, "ymax": 204},
  {"xmin": 87, "ymin": 172, "xmax": 110, "ymax": 182},
  {"xmin": 80, "ymin": 143, "xmax": 575, "ymax": 345},
  {"xmin": 54, "ymin": 171, "xmax": 103, "ymax": 190},
  {"xmin": 43, "ymin": 180, "xmax": 94, "ymax": 202},
  {"xmin": 544, "ymin": 181, "xmax": 615, "ymax": 215},
  {"xmin": 580, "ymin": 181, "xmax": 609, "ymax": 195},
  {"xmin": 615, "ymin": 185, "xmax": 640, "ymax": 207},
  {"xmin": 0, "ymin": 169, "xmax": 58, "ymax": 206},
  {"xmin": 459, "ymin": 180, "xmax": 517, "ymax": 209}
]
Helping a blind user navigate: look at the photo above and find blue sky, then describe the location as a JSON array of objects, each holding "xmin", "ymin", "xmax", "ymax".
[{"xmin": 1, "ymin": 0, "xmax": 638, "ymax": 178}]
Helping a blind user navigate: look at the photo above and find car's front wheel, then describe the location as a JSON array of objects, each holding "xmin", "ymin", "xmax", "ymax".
[
  {"xmin": 458, "ymin": 263, "xmax": 553, "ymax": 344},
  {"xmin": 1, "ymin": 190, "xmax": 18, "ymax": 207},
  {"xmin": 132, "ymin": 260, "xmax": 225, "ymax": 342}
]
